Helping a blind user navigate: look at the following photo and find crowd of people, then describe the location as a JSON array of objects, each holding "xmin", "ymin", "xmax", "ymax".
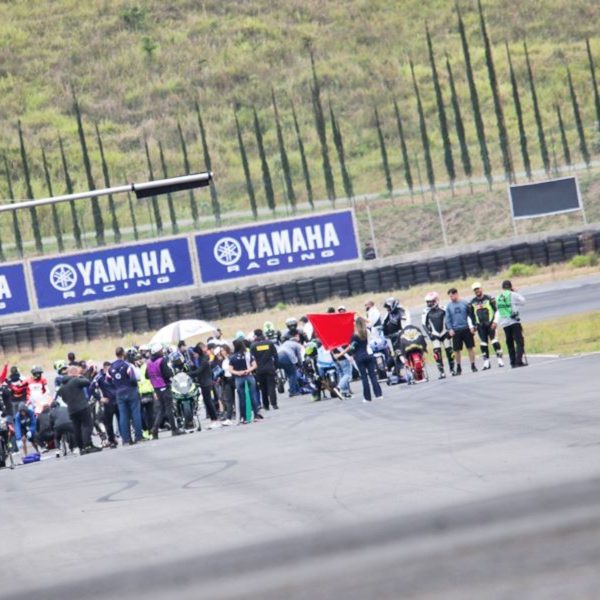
[{"xmin": 0, "ymin": 278, "xmax": 526, "ymax": 466}]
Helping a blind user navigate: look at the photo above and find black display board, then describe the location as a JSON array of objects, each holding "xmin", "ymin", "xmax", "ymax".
[{"xmin": 509, "ymin": 176, "xmax": 582, "ymax": 219}]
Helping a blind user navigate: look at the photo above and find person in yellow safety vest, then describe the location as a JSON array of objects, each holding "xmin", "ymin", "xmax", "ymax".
[
  {"xmin": 138, "ymin": 361, "xmax": 156, "ymax": 438},
  {"xmin": 496, "ymin": 280, "xmax": 527, "ymax": 368}
]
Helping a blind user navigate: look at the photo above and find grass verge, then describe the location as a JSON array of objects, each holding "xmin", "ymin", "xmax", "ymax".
[{"xmin": 526, "ymin": 311, "xmax": 600, "ymax": 355}]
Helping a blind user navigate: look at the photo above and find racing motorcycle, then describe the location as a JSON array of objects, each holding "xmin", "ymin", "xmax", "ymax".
[{"xmin": 171, "ymin": 372, "xmax": 200, "ymax": 431}]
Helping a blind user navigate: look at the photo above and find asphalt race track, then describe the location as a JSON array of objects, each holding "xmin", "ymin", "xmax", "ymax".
[
  {"xmin": 1, "ymin": 353, "xmax": 599, "ymax": 598},
  {"xmin": 405, "ymin": 273, "xmax": 600, "ymax": 324}
]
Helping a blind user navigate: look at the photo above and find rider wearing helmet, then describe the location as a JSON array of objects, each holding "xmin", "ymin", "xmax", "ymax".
[
  {"xmin": 263, "ymin": 321, "xmax": 282, "ymax": 345},
  {"xmin": 27, "ymin": 366, "xmax": 50, "ymax": 414},
  {"xmin": 469, "ymin": 282, "xmax": 504, "ymax": 370},
  {"xmin": 382, "ymin": 298, "xmax": 411, "ymax": 337},
  {"xmin": 282, "ymin": 317, "xmax": 309, "ymax": 344},
  {"xmin": 422, "ymin": 291, "xmax": 455, "ymax": 379}
]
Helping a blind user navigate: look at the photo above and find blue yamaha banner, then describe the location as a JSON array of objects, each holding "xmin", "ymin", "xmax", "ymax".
[
  {"xmin": 0, "ymin": 264, "xmax": 30, "ymax": 315},
  {"xmin": 31, "ymin": 238, "xmax": 195, "ymax": 309},
  {"xmin": 195, "ymin": 210, "xmax": 360, "ymax": 283}
]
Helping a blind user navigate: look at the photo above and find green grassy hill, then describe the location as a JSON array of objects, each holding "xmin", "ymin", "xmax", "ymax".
[{"xmin": 1, "ymin": 0, "xmax": 600, "ymax": 254}]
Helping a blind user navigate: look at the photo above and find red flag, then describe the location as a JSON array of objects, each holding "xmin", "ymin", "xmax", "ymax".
[
  {"xmin": 0, "ymin": 363, "xmax": 7, "ymax": 384},
  {"xmin": 307, "ymin": 313, "xmax": 355, "ymax": 350}
]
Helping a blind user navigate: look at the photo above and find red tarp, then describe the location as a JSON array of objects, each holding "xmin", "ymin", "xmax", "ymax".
[{"xmin": 307, "ymin": 313, "xmax": 355, "ymax": 350}]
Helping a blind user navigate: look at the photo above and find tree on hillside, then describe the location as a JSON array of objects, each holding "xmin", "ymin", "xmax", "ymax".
[
  {"xmin": 176, "ymin": 120, "xmax": 199, "ymax": 226},
  {"xmin": 456, "ymin": 2, "xmax": 492, "ymax": 188},
  {"xmin": 58, "ymin": 135, "xmax": 82, "ymax": 249},
  {"xmin": 143, "ymin": 139, "xmax": 163, "ymax": 234},
  {"xmin": 393, "ymin": 99, "xmax": 414, "ymax": 197},
  {"xmin": 426, "ymin": 24, "xmax": 455, "ymax": 190},
  {"xmin": 40, "ymin": 146, "xmax": 64, "ymax": 252},
  {"xmin": 253, "ymin": 106, "xmax": 276, "ymax": 212},
  {"xmin": 567, "ymin": 66, "xmax": 590, "ymax": 166},
  {"xmin": 290, "ymin": 97, "xmax": 314, "ymax": 209},
  {"xmin": 585, "ymin": 38, "xmax": 600, "ymax": 136},
  {"xmin": 17, "ymin": 121, "xmax": 43, "ymax": 253},
  {"xmin": 310, "ymin": 50, "xmax": 336, "ymax": 204},
  {"xmin": 195, "ymin": 102, "xmax": 221, "ymax": 225},
  {"xmin": 555, "ymin": 104, "xmax": 572, "ymax": 167},
  {"xmin": 505, "ymin": 42, "xmax": 531, "ymax": 180},
  {"xmin": 478, "ymin": 0, "xmax": 513, "ymax": 182},
  {"xmin": 410, "ymin": 60, "xmax": 435, "ymax": 191},
  {"xmin": 157, "ymin": 140, "xmax": 178, "ymax": 233},
  {"xmin": 374, "ymin": 107, "xmax": 393, "ymax": 198},
  {"xmin": 72, "ymin": 88, "xmax": 104, "ymax": 245},
  {"xmin": 234, "ymin": 109, "xmax": 258, "ymax": 219},
  {"xmin": 329, "ymin": 102, "xmax": 354, "ymax": 201},
  {"xmin": 3, "ymin": 155, "xmax": 23, "ymax": 258},
  {"xmin": 523, "ymin": 41, "xmax": 550, "ymax": 175},
  {"xmin": 271, "ymin": 90, "xmax": 296, "ymax": 212},
  {"xmin": 95, "ymin": 124, "xmax": 121, "ymax": 242},
  {"xmin": 445, "ymin": 55, "xmax": 472, "ymax": 187}
]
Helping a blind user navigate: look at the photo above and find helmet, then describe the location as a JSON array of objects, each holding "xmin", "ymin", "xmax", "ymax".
[
  {"xmin": 263, "ymin": 321, "xmax": 274, "ymax": 333},
  {"xmin": 383, "ymin": 297, "xmax": 399, "ymax": 311},
  {"xmin": 285, "ymin": 317, "xmax": 298, "ymax": 330},
  {"xmin": 424, "ymin": 291, "xmax": 439, "ymax": 309},
  {"xmin": 234, "ymin": 330, "xmax": 246, "ymax": 341},
  {"xmin": 53, "ymin": 360, "xmax": 66, "ymax": 373},
  {"xmin": 170, "ymin": 351, "xmax": 185, "ymax": 371},
  {"xmin": 126, "ymin": 347, "xmax": 140, "ymax": 362},
  {"xmin": 337, "ymin": 305, "xmax": 347, "ymax": 313},
  {"xmin": 151, "ymin": 342, "xmax": 163, "ymax": 356},
  {"xmin": 31, "ymin": 365, "xmax": 43, "ymax": 376},
  {"xmin": 305, "ymin": 341, "xmax": 318, "ymax": 357},
  {"xmin": 471, "ymin": 281, "xmax": 482, "ymax": 291}
]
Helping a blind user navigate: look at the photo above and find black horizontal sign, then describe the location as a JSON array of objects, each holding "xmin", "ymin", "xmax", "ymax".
[{"xmin": 509, "ymin": 176, "xmax": 581, "ymax": 219}]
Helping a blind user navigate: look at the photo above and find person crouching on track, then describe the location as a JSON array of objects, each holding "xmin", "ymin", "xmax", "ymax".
[
  {"xmin": 50, "ymin": 400, "xmax": 76, "ymax": 457},
  {"xmin": 146, "ymin": 343, "xmax": 184, "ymax": 439},
  {"xmin": 250, "ymin": 329, "xmax": 280, "ymax": 411},
  {"xmin": 109, "ymin": 347, "xmax": 144, "ymax": 445},
  {"xmin": 445, "ymin": 288, "xmax": 477, "ymax": 376},
  {"xmin": 14, "ymin": 402, "xmax": 41, "ymax": 456},
  {"xmin": 470, "ymin": 282, "xmax": 504, "ymax": 370},
  {"xmin": 56, "ymin": 366, "xmax": 101, "ymax": 454},
  {"xmin": 422, "ymin": 291, "xmax": 455, "ymax": 379}
]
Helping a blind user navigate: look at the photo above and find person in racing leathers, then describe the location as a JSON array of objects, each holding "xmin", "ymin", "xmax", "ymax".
[
  {"xmin": 27, "ymin": 366, "xmax": 50, "ymax": 414},
  {"xmin": 281, "ymin": 317, "xmax": 309, "ymax": 344},
  {"xmin": 422, "ymin": 291, "xmax": 455, "ymax": 379},
  {"xmin": 469, "ymin": 282, "xmax": 504, "ymax": 370},
  {"xmin": 263, "ymin": 321, "xmax": 282, "ymax": 345},
  {"xmin": 382, "ymin": 297, "xmax": 411, "ymax": 372}
]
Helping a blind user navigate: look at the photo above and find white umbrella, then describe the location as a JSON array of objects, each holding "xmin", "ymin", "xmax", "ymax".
[{"xmin": 150, "ymin": 319, "xmax": 218, "ymax": 346}]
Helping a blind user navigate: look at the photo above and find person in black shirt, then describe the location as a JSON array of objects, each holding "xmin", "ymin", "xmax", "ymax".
[
  {"xmin": 250, "ymin": 329, "xmax": 279, "ymax": 410},
  {"xmin": 228, "ymin": 339, "xmax": 262, "ymax": 423}
]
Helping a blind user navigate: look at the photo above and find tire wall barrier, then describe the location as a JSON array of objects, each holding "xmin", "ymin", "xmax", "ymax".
[{"xmin": 0, "ymin": 230, "xmax": 596, "ymax": 353}]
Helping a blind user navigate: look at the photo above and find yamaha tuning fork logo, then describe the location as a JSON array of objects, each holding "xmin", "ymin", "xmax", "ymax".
[
  {"xmin": 196, "ymin": 210, "xmax": 359, "ymax": 283},
  {"xmin": 32, "ymin": 238, "xmax": 195, "ymax": 309}
]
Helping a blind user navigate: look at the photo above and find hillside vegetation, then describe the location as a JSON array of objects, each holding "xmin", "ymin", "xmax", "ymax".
[{"xmin": 1, "ymin": 0, "xmax": 600, "ymax": 255}]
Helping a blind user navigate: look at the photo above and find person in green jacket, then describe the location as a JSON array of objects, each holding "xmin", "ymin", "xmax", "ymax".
[{"xmin": 497, "ymin": 280, "xmax": 527, "ymax": 368}]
